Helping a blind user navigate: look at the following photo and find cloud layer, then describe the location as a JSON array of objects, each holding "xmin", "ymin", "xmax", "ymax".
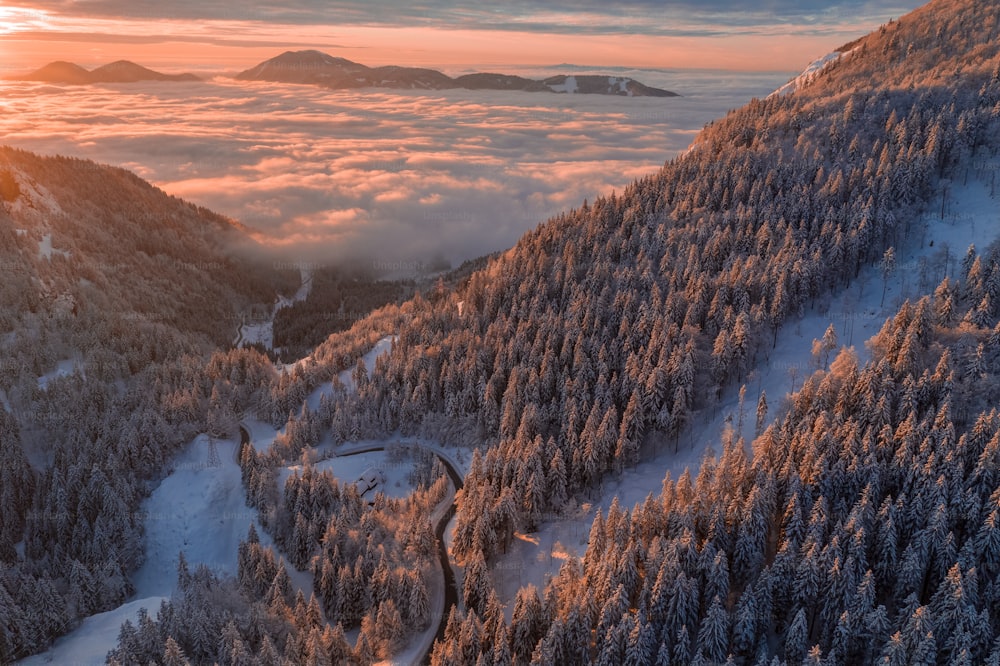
[
  {"xmin": 5, "ymin": 1, "xmax": 924, "ymax": 33},
  {"xmin": 0, "ymin": 70, "xmax": 788, "ymax": 267}
]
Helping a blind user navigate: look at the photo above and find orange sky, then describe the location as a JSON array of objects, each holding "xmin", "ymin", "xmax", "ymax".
[{"xmin": 0, "ymin": 4, "xmax": 921, "ymax": 74}]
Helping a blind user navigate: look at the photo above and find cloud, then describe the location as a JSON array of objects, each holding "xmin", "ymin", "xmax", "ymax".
[
  {"xmin": 4, "ymin": 0, "xmax": 925, "ymax": 35},
  {"xmin": 2, "ymin": 29, "xmax": 340, "ymax": 49},
  {"xmin": 0, "ymin": 72, "xmax": 789, "ymax": 267}
]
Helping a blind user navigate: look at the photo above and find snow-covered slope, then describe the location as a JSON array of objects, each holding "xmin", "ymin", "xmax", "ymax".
[
  {"xmin": 242, "ymin": 335, "xmax": 397, "ymax": 456},
  {"xmin": 769, "ymin": 49, "xmax": 855, "ymax": 97},
  {"xmin": 129, "ymin": 434, "xmax": 269, "ymax": 598},
  {"xmin": 547, "ymin": 75, "xmax": 578, "ymax": 94},
  {"xmin": 490, "ymin": 170, "xmax": 1000, "ymax": 609},
  {"xmin": 280, "ymin": 449, "xmax": 417, "ymax": 501},
  {"xmin": 17, "ymin": 597, "xmax": 169, "ymax": 666}
]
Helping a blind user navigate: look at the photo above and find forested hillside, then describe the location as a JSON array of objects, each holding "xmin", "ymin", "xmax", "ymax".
[
  {"xmin": 0, "ymin": 149, "xmax": 300, "ymax": 661},
  {"xmin": 5, "ymin": 0, "xmax": 1000, "ymax": 663},
  {"xmin": 435, "ymin": 257, "xmax": 1000, "ymax": 664},
  {"xmin": 422, "ymin": 2, "xmax": 1000, "ymax": 664},
  {"xmin": 0, "ymin": 147, "xmax": 294, "ymax": 357},
  {"xmin": 300, "ymin": 0, "xmax": 999, "ymax": 662},
  {"xmin": 421, "ymin": 0, "xmax": 1000, "ymax": 662},
  {"xmin": 120, "ymin": 0, "xmax": 1000, "ymax": 662},
  {"xmin": 116, "ymin": 0, "xmax": 1000, "ymax": 663},
  {"xmin": 330, "ymin": 0, "xmax": 1000, "ymax": 562}
]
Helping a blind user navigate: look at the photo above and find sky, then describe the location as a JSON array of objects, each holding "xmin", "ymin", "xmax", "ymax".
[{"xmin": 0, "ymin": 1, "xmax": 926, "ymax": 74}]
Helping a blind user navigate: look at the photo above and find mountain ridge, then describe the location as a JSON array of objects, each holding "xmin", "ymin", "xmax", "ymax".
[
  {"xmin": 0, "ymin": 146, "xmax": 290, "ymax": 349},
  {"xmin": 11, "ymin": 60, "xmax": 201, "ymax": 85},
  {"xmin": 236, "ymin": 49, "xmax": 679, "ymax": 97}
]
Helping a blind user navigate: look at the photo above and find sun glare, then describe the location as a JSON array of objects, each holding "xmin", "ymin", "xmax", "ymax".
[{"xmin": 0, "ymin": 5, "xmax": 51, "ymax": 34}]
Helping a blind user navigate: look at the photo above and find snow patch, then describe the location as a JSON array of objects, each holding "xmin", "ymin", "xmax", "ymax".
[
  {"xmin": 335, "ymin": 335, "xmax": 396, "ymax": 391},
  {"xmin": 609, "ymin": 77, "xmax": 633, "ymax": 97},
  {"xmin": 548, "ymin": 75, "xmax": 578, "ymax": 94},
  {"xmin": 9, "ymin": 172, "xmax": 63, "ymax": 217},
  {"xmin": 769, "ymin": 49, "xmax": 855, "ymax": 97},
  {"xmin": 129, "ymin": 434, "xmax": 270, "ymax": 598},
  {"xmin": 242, "ymin": 417, "xmax": 281, "ymax": 453},
  {"xmin": 17, "ymin": 596, "xmax": 169, "ymax": 666},
  {"xmin": 37, "ymin": 233, "xmax": 71, "ymax": 261},
  {"xmin": 37, "ymin": 358, "xmax": 82, "ymax": 389}
]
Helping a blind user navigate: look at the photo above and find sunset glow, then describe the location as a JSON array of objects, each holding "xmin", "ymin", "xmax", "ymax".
[
  {"xmin": 0, "ymin": 1, "xmax": 926, "ymax": 74},
  {"xmin": 0, "ymin": 5, "xmax": 51, "ymax": 35}
]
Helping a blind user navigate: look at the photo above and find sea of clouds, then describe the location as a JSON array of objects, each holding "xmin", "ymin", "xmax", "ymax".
[{"xmin": 0, "ymin": 67, "xmax": 790, "ymax": 269}]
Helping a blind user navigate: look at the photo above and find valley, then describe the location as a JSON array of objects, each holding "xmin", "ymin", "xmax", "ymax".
[{"xmin": 3, "ymin": 0, "xmax": 1000, "ymax": 665}]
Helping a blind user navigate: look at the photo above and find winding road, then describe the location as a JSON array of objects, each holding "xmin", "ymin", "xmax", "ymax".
[{"xmin": 238, "ymin": 427, "xmax": 461, "ymax": 665}]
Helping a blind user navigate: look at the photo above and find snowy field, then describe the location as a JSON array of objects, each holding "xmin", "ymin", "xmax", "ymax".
[
  {"xmin": 18, "ymin": 597, "xmax": 169, "ymax": 666},
  {"xmin": 280, "ymin": 450, "xmax": 417, "ymax": 501},
  {"xmin": 129, "ymin": 434, "xmax": 268, "ymax": 597},
  {"xmin": 19, "ymin": 433, "xmax": 277, "ymax": 664}
]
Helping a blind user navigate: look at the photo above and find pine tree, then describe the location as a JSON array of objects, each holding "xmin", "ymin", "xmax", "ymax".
[
  {"xmin": 463, "ymin": 550, "xmax": 491, "ymax": 616},
  {"xmin": 697, "ymin": 596, "xmax": 730, "ymax": 663},
  {"xmin": 259, "ymin": 634, "xmax": 281, "ymax": 666},
  {"xmin": 548, "ymin": 447, "xmax": 568, "ymax": 509},
  {"xmin": 409, "ymin": 575, "xmax": 431, "ymax": 629},
  {"xmin": 881, "ymin": 247, "xmax": 896, "ymax": 306},
  {"xmin": 375, "ymin": 599, "xmax": 405, "ymax": 657},
  {"xmin": 510, "ymin": 585, "xmax": 544, "ymax": 664},
  {"xmin": 328, "ymin": 624, "xmax": 351, "ymax": 665},
  {"xmin": 673, "ymin": 624, "xmax": 691, "ymax": 666},
  {"xmin": 219, "ymin": 621, "xmax": 249, "ymax": 666},
  {"xmin": 162, "ymin": 637, "xmax": 191, "ymax": 666},
  {"xmin": 754, "ymin": 389, "xmax": 768, "ymax": 436}
]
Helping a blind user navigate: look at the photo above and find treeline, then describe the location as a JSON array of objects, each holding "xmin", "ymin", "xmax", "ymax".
[{"xmin": 106, "ymin": 538, "xmax": 358, "ymax": 666}]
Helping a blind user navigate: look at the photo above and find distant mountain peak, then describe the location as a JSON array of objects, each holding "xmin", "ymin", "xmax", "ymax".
[
  {"xmin": 11, "ymin": 60, "xmax": 200, "ymax": 85},
  {"xmin": 18, "ymin": 61, "xmax": 92, "ymax": 85},
  {"xmin": 237, "ymin": 50, "xmax": 678, "ymax": 97}
]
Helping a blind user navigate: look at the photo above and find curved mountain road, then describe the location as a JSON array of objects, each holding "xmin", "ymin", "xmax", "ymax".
[{"xmin": 238, "ymin": 427, "xmax": 461, "ymax": 665}]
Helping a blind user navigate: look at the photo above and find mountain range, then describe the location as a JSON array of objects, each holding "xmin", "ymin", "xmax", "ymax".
[
  {"xmin": 235, "ymin": 50, "xmax": 678, "ymax": 96},
  {"xmin": 11, "ymin": 60, "xmax": 201, "ymax": 84},
  {"xmin": 10, "ymin": 51, "xmax": 676, "ymax": 97}
]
